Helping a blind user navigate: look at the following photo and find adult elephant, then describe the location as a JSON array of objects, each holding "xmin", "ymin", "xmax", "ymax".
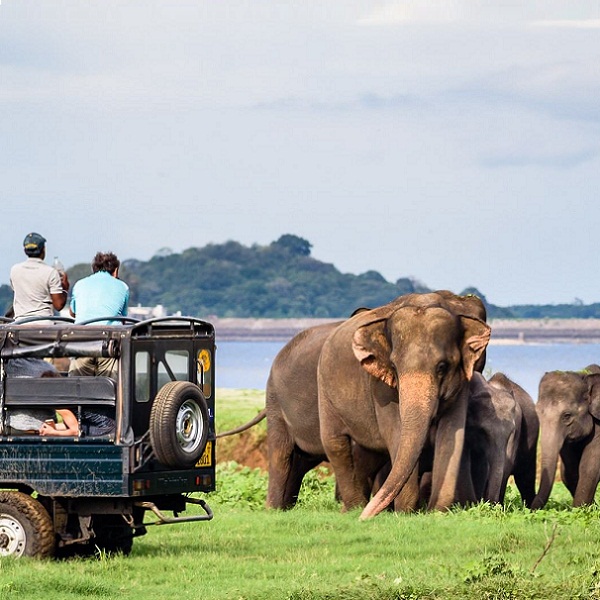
[
  {"xmin": 317, "ymin": 291, "xmax": 490, "ymax": 519},
  {"xmin": 264, "ymin": 314, "xmax": 390, "ymax": 509},
  {"xmin": 531, "ymin": 367, "xmax": 600, "ymax": 509},
  {"xmin": 456, "ymin": 372, "xmax": 538, "ymax": 507}
]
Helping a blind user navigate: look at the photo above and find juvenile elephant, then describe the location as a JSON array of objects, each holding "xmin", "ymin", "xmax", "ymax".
[
  {"xmin": 317, "ymin": 291, "xmax": 490, "ymax": 519},
  {"xmin": 456, "ymin": 372, "xmax": 538, "ymax": 507},
  {"xmin": 532, "ymin": 367, "xmax": 600, "ymax": 509},
  {"xmin": 487, "ymin": 372, "xmax": 539, "ymax": 506}
]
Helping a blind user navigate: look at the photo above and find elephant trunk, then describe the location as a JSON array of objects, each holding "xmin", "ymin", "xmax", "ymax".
[
  {"xmin": 531, "ymin": 424, "xmax": 562, "ymax": 510},
  {"xmin": 360, "ymin": 373, "xmax": 437, "ymax": 520}
]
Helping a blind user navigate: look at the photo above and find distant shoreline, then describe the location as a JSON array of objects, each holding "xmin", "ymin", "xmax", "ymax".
[{"xmin": 210, "ymin": 317, "xmax": 600, "ymax": 344}]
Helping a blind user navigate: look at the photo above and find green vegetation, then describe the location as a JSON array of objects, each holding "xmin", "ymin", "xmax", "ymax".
[
  {"xmin": 2, "ymin": 465, "xmax": 599, "ymax": 599},
  {"xmin": 216, "ymin": 388, "xmax": 265, "ymax": 434},
  {"xmin": 0, "ymin": 389, "xmax": 598, "ymax": 600},
  {"xmin": 118, "ymin": 235, "xmax": 429, "ymax": 318},
  {"xmin": 2, "ymin": 234, "xmax": 597, "ymax": 318}
]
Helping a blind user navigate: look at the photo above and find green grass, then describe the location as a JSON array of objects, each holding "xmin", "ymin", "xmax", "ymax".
[
  {"xmin": 216, "ymin": 388, "xmax": 265, "ymax": 434},
  {"xmin": 2, "ymin": 389, "xmax": 600, "ymax": 600},
  {"xmin": 3, "ymin": 473, "xmax": 600, "ymax": 600}
]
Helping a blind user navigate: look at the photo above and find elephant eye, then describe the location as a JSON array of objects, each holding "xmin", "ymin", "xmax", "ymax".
[
  {"xmin": 562, "ymin": 412, "xmax": 573, "ymax": 423},
  {"xmin": 436, "ymin": 361, "xmax": 449, "ymax": 378}
]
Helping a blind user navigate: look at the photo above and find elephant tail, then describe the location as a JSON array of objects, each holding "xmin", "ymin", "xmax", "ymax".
[{"xmin": 216, "ymin": 408, "xmax": 267, "ymax": 438}]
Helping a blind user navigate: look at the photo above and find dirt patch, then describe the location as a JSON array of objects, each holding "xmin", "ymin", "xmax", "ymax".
[{"xmin": 217, "ymin": 430, "xmax": 268, "ymax": 470}]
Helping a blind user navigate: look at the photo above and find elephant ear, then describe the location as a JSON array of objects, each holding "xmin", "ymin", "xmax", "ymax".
[
  {"xmin": 459, "ymin": 316, "xmax": 491, "ymax": 381},
  {"xmin": 352, "ymin": 319, "xmax": 396, "ymax": 388},
  {"xmin": 585, "ymin": 373, "xmax": 600, "ymax": 420}
]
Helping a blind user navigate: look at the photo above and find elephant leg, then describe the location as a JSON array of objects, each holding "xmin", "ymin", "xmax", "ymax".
[
  {"xmin": 512, "ymin": 447, "xmax": 537, "ymax": 508},
  {"xmin": 560, "ymin": 445, "xmax": 581, "ymax": 499},
  {"xmin": 352, "ymin": 445, "xmax": 389, "ymax": 504},
  {"xmin": 267, "ymin": 440, "xmax": 295, "ymax": 509},
  {"xmin": 320, "ymin": 396, "xmax": 371, "ymax": 511},
  {"xmin": 267, "ymin": 408, "xmax": 315, "ymax": 509},
  {"xmin": 470, "ymin": 453, "xmax": 489, "ymax": 502},
  {"xmin": 393, "ymin": 465, "xmax": 420, "ymax": 512},
  {"xmin": 327, "ymin": 435, "xmax": 369, "ymax": 510},
  {"xmin": 419, "ymin": 471, "xmax": 432, "ymax": 505},
  {"xmin": 573, "ymin": 432, "xmax": 600, "ymax": 506},
  {"xmin": 282, "ymin": 451, "xmax": 324, "ymax": 507}
]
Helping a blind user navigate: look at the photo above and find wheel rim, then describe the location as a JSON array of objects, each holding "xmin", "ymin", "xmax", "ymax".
[
  {"xmin": 0, "ymin": 515, "xmax": 27, "ymax": 557},
  {"xmin": 175, "ymin": 399, "xmax": 205, "ymax": 454}
]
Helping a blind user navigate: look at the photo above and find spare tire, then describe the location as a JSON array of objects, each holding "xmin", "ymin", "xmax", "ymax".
[{"xmin": 150, "ymin": 381, "xmax": 210, "ymax": 468}]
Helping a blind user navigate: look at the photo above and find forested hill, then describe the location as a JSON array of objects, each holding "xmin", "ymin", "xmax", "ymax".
[{"xmin": 2, "ymin": 234, "xmax": 600, "ymax": 319}]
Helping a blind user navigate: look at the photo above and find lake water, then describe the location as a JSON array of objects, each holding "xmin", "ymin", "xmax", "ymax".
[{"xmin": 216, "ymin": 340, "xmax": 600, "ymax": 401}]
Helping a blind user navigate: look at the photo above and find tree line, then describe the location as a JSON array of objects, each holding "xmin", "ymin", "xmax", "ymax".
[{"xmin": 2, "ymin": 234, "xmax": 599, "ymax": 320}]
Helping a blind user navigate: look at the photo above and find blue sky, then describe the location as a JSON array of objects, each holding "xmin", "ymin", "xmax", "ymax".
[{"xmin": 2, "ymin": 1, "xmax": 600, "ymax": 306}]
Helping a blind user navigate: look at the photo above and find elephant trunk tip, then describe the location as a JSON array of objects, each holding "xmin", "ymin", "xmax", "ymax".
[
  {"xmin": 359, "ymin": 498, "xmax": 386, "ymax": 520},
  {"xmin": 359, "ymin": 509, "xmax": 374, "ymax": 521}
]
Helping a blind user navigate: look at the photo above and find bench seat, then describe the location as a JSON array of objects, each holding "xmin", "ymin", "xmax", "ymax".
[{"xmin": 3, "ymin": 376, "xmax": 116, "ymax": 407}]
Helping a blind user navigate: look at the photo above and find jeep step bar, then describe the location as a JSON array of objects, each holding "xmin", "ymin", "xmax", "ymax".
[{"xmin": 135, "ymin": 497, "xmax": 213, "ymax": 526}]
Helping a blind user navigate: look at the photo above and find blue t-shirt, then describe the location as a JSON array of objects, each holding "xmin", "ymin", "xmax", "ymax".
[{"xmin": 70, "ymin": 271, "xmax": 129, "ymax": 325}]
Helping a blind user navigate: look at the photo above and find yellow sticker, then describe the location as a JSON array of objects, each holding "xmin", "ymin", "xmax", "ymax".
[
  {"xmin": 198, "ymin": 349, "xmax": 211, "ymax": 372},
  {"xmin": 196, "ymin": 441, "xmax": 212, "ymax": 467}
]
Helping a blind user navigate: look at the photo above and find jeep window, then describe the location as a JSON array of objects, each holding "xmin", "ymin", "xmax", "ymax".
[
  {"xmin": 157, "ymin": 349, "xmax": 189, "ymax": 390},
  {"xmin": 135, "ymin": 349, "xmax": 191, "ymax": 403},
  {"xmin": 135, "ymin": 351, "xmax": 151, "ymax": 402}
]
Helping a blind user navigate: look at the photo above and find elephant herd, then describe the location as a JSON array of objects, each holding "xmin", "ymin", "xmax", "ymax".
[{"xmin": 221, "ymin": 291, "xmax": 600, "ymax": 518}]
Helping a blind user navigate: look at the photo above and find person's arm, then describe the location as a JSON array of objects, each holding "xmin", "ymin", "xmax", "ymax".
[
  {"xmin": 51, "ymin": 272, "xmax": 70, "ymax": 311},
  {"xmin": 39, "ymin": 409, "xmax": 79, "ymax": 436},
  {"xmin": 51, "ymin": 292, "xmax": 67, "ymax": 311}
]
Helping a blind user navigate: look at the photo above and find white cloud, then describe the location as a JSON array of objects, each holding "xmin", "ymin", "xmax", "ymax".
[
  {"xmin": 358, "ymin": 1, "xmax": 600, "ymax": 27},
  {"xmin": 533, "ymin": 19, "xmax": 600, "ymax": 29},
  {"xmin": 357, "ymin": 1, "xmax": 464, "ymax": 26}
]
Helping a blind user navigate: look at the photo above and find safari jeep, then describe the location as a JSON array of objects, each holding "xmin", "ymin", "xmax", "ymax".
[{"xmin": 0, "ymin": 315, "xmax": 216, "ymax": 558}]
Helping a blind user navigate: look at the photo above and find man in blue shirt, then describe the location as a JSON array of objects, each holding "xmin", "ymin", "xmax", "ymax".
[{"xmin": 69, "ymin": 252, "xmax": 129, "ymax": 379}]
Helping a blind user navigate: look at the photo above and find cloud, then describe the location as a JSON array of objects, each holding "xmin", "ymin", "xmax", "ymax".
[
  {"xmin": 358, "ymin": 1, "xmax": 600, "ymax": 27},
  {"xmin": 533, "ymin": 19, "xmax": 600, "ymax": 29},
  {"xmin": 480, "ymin": 148, "xmax": 599, "ymax": 169},
  {"xmin": 357, "ymin": 2, "xmax": 461, "ymax": 26}
]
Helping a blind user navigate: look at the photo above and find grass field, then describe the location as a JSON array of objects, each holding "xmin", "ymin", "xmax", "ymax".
[{"xmin": 2, "ymin": 389, "xmax": 600, "ymax": 600}]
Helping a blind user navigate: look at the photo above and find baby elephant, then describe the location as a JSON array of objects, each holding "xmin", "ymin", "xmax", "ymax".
[
  {"xmin": 532, "ymin": 366, "xmax": 600, "ymax": 509},
  {"xmin": 457, "ymin": 372, "xmax": 539, "ymax": 507}
]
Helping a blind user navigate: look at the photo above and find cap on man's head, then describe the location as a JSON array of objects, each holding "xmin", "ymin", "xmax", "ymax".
[{"xmin": 23, "ymin": 232, "xmax": 46, "ymax": 256}]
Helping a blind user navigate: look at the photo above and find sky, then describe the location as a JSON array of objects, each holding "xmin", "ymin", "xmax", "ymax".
[{"xmin": 1, "ymin": 1, "xmax": 600, "ymax": 307}]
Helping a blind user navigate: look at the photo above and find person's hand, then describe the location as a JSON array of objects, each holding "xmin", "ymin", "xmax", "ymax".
[
  {"xmin": 60, "ymin": 272, "xmax": 70, "ymax": 292},
  {"xmin": 39, "ymin": 421, "xmax": 57, "ymax": 436}
]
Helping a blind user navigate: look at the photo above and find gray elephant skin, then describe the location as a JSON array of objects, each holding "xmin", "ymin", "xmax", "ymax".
[
  {"xmin": 263, "ymin": 291, "xmax": 488, "ymax": 513},
  {"xmin": 457, "ymin": 372, "xmax": 539, "ymax": 508},
  {"xmin": 265, "ymin": 319, "xmax": 340, "ymax": 509},
  {"xmin": 532, "ymin": 366, "xmax": 600, "ymax": 509},
  {"xmin": 265, "ymin": 314, "xmax": 391, "ymax": 509},
  {"xmin": 317, "ymin": 291, "xmax": 490, "ymax": 519}
]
